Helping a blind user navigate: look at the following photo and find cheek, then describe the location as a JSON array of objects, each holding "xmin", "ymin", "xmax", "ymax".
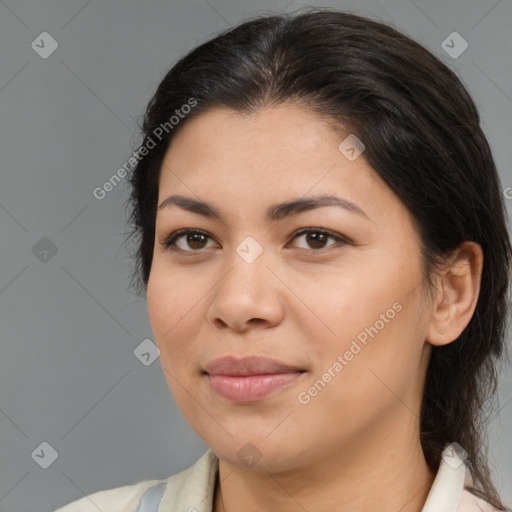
[
  {"xmin": 299, "ymin": 266, "xmax": 388, "ymax": 345},
  {"xmin": 147, "ymin": 260, "xmax": 204, "ymax": 334},
  {"xmin": 331, "ymin": 296, "xmax": 425, "ymax": 414},
  {"xmin": 147, "ymin": 266, "xmax": 196, "ymax": 368},
  {"xmin": 304, "ymin": 260, "xmax": 425, "ymax": 388}
]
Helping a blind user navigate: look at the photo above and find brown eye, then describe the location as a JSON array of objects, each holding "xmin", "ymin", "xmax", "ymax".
[
  {"xmin": 161, "ymin": 228, "xmax": 349, "ymax": 253},
  {"xmin": 161, "ymin": 230, "xmax": 216, "ymax": 252},
  {"xmin": 290, "ymin": 229, "xmax": 348, "ymax": 250},
  {"xmin": 184, "ymin": 232, "xmax": 209, "ymax": 249}
]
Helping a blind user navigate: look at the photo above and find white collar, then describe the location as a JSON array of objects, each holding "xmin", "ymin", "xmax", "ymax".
[
  {"xmin": 158, "ymin": 443, "xmax": 492, "ymax": 512},
  {"xmin": 422, "ymin": 444, "xmax": 467, "ymax": 512}
]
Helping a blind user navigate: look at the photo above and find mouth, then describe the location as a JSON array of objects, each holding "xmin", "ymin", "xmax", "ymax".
[
  {"xmin": 203, "ymin": 355, "xmax": 307, "ymax": 403},
  {"xmin": 203, "ymin": 354, "xmax": 306, "ymax": 376}
]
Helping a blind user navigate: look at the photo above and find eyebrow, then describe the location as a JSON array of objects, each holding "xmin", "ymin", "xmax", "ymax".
[{"xmin": 158, "ymin": 194, "xmax": 371, "ymax": 222}]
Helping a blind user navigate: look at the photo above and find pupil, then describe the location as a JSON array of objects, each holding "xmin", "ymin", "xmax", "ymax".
[
  {"xmin": 184, "ymin": 232, "xmax": 328, "ymax": 250},
  {"xmin": 307, "ymin": 232, "xmax": 327, "ymax": 249},
  {"xmin": 188, "ymin": 233, "xmax": 206, "ymax": 249}
]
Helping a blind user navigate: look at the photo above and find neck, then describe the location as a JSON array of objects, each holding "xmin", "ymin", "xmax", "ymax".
[{"xmin": 213, "ymin": 417, "xmax": 435, "ymax": 512}]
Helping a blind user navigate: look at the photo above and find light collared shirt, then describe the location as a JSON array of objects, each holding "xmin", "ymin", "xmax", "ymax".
[{"xmin": 53, "ymin": 445, "xmax": 502, "ymax": 512}]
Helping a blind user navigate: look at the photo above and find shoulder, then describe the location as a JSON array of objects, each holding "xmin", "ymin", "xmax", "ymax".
[
  {"xmin": 53, "ymin": 450, "xmax": 218, "ymax": 512},
  {"xmin": 458, "ymin": 489, "xmax": 508, "ymax": 512},
  {"xmin": 52, "ymin": 478, "xmax": 166, "ymax": 512}
]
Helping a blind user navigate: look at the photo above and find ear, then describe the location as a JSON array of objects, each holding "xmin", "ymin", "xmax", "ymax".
[{"xmin": 426, "ymin": 241, "xmax": 483, "ymax": 347}]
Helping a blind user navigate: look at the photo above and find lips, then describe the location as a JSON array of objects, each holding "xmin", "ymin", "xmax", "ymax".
[
  {"xmin": 203, "ymin": 355, "xmax": 306, "ymax": 403},
  {"xmin": 203, "ymin": 355, "xmax": 305, "ymax": 376}
]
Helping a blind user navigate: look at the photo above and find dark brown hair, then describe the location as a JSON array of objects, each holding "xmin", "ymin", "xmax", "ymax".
[{"xmin": 124, "ymin": 7, "xmax": 512, "ymax": 509}]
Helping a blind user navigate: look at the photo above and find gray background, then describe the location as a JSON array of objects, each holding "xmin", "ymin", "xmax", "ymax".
[{"xmin": 0, "ymin": 0, "xmax": 511, "ymax": 511}]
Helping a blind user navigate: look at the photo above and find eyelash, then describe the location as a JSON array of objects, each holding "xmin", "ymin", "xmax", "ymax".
[{"xmin": 160, "ymin": 228, "xmax": 350, "ymax": 254}]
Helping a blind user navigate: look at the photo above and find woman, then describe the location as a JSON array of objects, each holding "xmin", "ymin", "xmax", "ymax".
[{"xmin": 54, "ymin": 7, "xmax": 512, "ymax": 512}]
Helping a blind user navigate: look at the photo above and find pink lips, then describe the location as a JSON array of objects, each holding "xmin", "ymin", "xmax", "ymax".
[{"xmin": 203, "ymin": 355, "xmax": 306, "ymax": 403}]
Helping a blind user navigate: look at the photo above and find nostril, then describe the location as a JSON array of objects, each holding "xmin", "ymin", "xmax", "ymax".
[{"xmin": 248, "ymin": 318, "xmax": 266, "ymax": 325}]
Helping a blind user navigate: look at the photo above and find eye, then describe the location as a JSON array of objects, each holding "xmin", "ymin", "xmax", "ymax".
[
  {"xmin": 160, "ymin": 228, "xmax": 349, "ymax": 253},
  {"xmin": 289, "ymin": 228, "xmax": 349, "ymax": 250},
  {"xmin": 161, "ymin": 229, "xmax": 217, "ymax": 252}
]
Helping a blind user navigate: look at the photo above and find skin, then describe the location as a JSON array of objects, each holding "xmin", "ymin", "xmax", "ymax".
[{"xmin": 146, "ymin": 103, "xmax": 483, "ymax": 512}]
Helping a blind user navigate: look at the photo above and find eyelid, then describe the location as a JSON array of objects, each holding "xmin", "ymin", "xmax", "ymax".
[
  {"xmin": 160, "ymin": 228, "xmax": 219, "ymax": 252},
  {"xmin": 291, "ymin": 227, "xmax": 352, "ymax": 246},
  {"xmin": 160, "ymin": 227, "xmax": 351, "ymax": 253}
]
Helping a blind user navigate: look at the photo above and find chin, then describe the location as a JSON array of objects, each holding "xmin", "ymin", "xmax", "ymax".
[{"xmin": 206, "ymin": 433, "xmax": 312, "ymax": 474}]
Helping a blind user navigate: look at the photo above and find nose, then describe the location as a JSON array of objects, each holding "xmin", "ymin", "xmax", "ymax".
[{"xmin": 206, "ymin": 244, "xmax": 285, "ymax": 332}]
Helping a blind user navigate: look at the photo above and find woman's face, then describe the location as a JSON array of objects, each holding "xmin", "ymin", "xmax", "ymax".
[{"xmin": 147, "ymin": 104, "xmax": 434, "ymax": 472}]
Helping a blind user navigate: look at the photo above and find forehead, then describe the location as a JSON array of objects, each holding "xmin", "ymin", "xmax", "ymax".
[
  {"xmin": 163, "ymin": 104, "xmax": 341, "ymax": 167},
  {"xmin": 157, "ymin": 104, "xmax": 410, "ymax": 228}
]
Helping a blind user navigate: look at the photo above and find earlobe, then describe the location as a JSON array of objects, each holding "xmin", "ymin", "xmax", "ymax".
[{"xmin": 426, "ymin": 241, "xmax": 483, "ymax": 347}]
